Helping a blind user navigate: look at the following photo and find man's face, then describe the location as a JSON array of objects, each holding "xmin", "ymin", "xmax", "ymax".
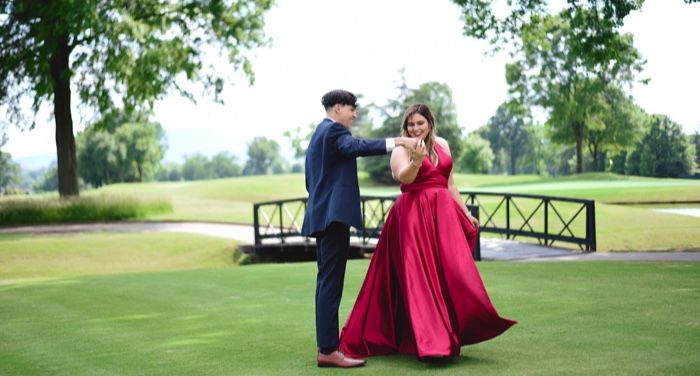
[{"xmin": 335, "ymin": 104, "xmax": 357, "ymax": 129}]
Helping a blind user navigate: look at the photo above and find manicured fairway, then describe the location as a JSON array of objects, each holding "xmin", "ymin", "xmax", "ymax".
[
  {"xmin": 91, "ymin": 174, "xmax": 700, "ymax": 224},
  {"xmin": 0, "ymin": 232, "xmax": 235, "ymax": 282},
  {"xmin": 1, "ymin": 254, "xmax": 698, "ymax": 375},
  {"xmin": 93, "ymin": 173, "xmax": 700, "ymax": 251},
  {"xmin": 5, "ymin": 172, "xmax": 700, "ymax": 251}
]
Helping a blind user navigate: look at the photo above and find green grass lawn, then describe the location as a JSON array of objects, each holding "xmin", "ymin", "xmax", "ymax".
[
  {"xmin": 86, "ymin": 172, "xmax": 700, "ymax": 225},
  {"xmin": 92, "ymin": 173, "xmax": 700, "ymax": 218},
  {"xmin": 86, "ymin": 172, "xmax": 700, "ymax": 251},
  {"xmin": 87, "ymin": 175, "xmax": 308, "ymax": 223},
  {"xmin": 368, "ymin": 172, "xmax": 700, "ymax": 203},
  {"xmin": 0, "ymin": 248, "xmax": 697, "ymax": 375},
  {"xmin": 3, "ymin": 172, "xmax": 700, "ymax": 251},
  {"xmin": 0, "ymin": 232, "xmax": 236, "ymax": 283}
]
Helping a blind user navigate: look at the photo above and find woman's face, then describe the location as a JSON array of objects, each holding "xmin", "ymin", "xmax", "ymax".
[{"xmin": 406, "ymin": 112, "xmax": 431, "ymax": 140}]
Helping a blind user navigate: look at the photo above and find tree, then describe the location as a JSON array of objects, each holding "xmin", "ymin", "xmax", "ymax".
[
  {"xmin": 76, "ymin": 126, "xmax": 121, "ymax": 187},
  {"xmin": 458, "ymin": 133, "xmax": 494, "ymax": 174},
  {"xmin": 584, "ymin": 85, "xmax": 645, "ymax": 171},
  {"xmin": 181, "ymin": 154, "xmax": 214, "ymax": 181},
  {"xmin": 283, "ymin": 123, "xmax": 315, "ymax": 162},
  {"xmin": 626, "ymin": 115, "xmax": 696, "ymax": 178},
  {"xmin": 518, "ymin": 123, "xmax": 566, "ymax": 176},
  {"xmin": 505, "ymin": 10, "xmax": 644, "ymax": 173},
  {"xmin": 350, "ymin": 94, "xmax": 376, "ymax": 139},
  {"xmin": 284, "ymin": 124, "xmax": 314, "ymax": 173},
  {"xmin": 163, "ymin": 152, "xmax": 240, "ymax": 182},
  {"xmin": 0, "ymin": 150, "xmax": 21, "ymax": 192},
  {"xmin": 452, "ymin": 0, "xmax": 642, "ymax": 56},
  {"xmin": 76, "ymin": 118, "xmax": 165, "ymax": 187},
  {"xmin": 693, "ymin": 128, "xmax": 700, "ymax": 178},
  {"xmin": 156, "ymin": 162, "xmax": 182, "ymax": 182},
  {"xmin": 242, "ymin": 137, "xmax": 284, "ymax": 176},
  {"xmin": 366, "ymin": 81, "xmax": 464, "ymax": 184},
  {"xmin": 687, "ymin": 135, "xmax": 698, "ymax": 178},
  {"xmin": 114, "ymin": 122, "xmax": 166, "ymax": 182},
  {"xmin": 1, "ymin": 0, "xmax": 273, "ymax": 196},
  {"xmin": 0, "ymin": 127, "xmax": 7, "ymax": 149},
  {"xmin": 210, "ymin": 151, "xmax": 241, "ymax": 178},
  {"xmin": 33, "ymin": 163, "xmax": 58, "ymax": 192},
  {"xmin": 479, "ymin": 102, "xmax": 532, "ymax": 175},
  {"xmin": 20, "ymin": 165, "xmax": 48, "ymax": 192}
]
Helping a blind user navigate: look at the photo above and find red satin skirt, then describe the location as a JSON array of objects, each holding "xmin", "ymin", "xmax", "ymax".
[{"xmin": 339, "ymin": 187, "xmax": 516, "ymax": 358}]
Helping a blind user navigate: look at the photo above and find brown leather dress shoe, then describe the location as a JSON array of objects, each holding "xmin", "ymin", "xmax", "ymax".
[{"xmin": 317, "ymin": 350, "xmax": 366, "ymax": 368}]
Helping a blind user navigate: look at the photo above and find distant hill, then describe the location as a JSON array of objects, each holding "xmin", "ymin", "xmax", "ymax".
[
  {"xmin": 11, "ymin": 128, "xmax": 294, "ymax": 171},
  {"xmin": 162, "ymin": 128, "xmax": 294, "ymax": 164},
  {"xmin": 15, "ymin": 153, "xmax": 55, "ymax": 170}
]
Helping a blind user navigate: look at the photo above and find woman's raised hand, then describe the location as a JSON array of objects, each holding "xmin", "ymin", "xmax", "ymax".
[{"xmin": 409, "ymin": 138, "xmax": 426, "ymax": 166}]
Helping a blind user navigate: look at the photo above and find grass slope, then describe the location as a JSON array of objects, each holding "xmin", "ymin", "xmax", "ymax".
[
  {"xmin": 4, "ymin": 172, "xmax": 699, "ymax": 251},
  {"xmin": 1, "ymin": 260, "xmax": 698, "ymax": 375},
  {"xmin": 90, "ymin": 173, "xmax": 700, "ymax": 251},
  {"xmin": 0, "ymin": 232, "xmax": 236, "ymax": 282}
]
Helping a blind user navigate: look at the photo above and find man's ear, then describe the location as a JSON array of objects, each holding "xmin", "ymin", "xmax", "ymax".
[{"xmin": 333, "ymin": 103, "xmax": 341, "ymax": 114}]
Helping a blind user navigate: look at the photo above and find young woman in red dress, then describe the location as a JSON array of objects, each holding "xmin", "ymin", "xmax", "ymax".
[{"xmin": 339, "ymin": 104, "xmax": 516, "ymax": 359}]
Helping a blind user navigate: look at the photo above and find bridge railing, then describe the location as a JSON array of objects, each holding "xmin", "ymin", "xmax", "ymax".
[
  {"xmin": 461, "ymin": 191, "xmax": 596, "ymax": 252},
  {"xmin": 252, "ymin": 191, "xmax": 596, "ymax": 259},
  {"xmin": 251, "ymin": 196, "xmax": 404, "ymax": 246},
  {"xmin": 252, "ymin": 195, "xmax": 482, "ymax": 260}
]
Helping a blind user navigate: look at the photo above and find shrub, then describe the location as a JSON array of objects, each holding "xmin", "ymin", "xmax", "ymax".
[{"xmin": 0, "ymin": 195, "xmax": 172, "ymax": 226}]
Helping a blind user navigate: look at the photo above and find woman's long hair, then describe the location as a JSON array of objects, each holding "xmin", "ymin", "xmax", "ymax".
[{"xmin": 400, "ymin": 104, "xmax": 438, "ymax": 163}]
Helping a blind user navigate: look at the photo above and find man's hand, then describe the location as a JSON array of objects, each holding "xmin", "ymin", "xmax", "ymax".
[{"xmin": 394, "ymin": 137, "xmax": 418, "ymax": 150}]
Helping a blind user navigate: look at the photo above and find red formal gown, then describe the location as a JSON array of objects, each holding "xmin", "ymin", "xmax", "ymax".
[{"xmin": 339, "ymin": 143, "xmax": 516, "ymax": 358}]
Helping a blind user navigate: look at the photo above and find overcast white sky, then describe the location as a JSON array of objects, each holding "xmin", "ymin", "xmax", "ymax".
[{"xmin": 4, "ymin": 0, "xmax": 699, "ymax": 167}]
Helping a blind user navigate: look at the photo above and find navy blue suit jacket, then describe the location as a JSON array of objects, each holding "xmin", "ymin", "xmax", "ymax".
[{"xmin": 301, "ymin": 119, "xmax": 388, "ymax": 237}]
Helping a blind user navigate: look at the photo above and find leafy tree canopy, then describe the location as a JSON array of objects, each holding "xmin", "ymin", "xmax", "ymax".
[
  {"xmin": 452, "ymin": 0, "xmax": 643, "ymax": 57},
  {"xmin": 0, "ymin": 150, "xmax": 21, "ymax": 192},
  {"xmin": 0, "ymin": 0, "xmax": 273, "ymax": 195}
]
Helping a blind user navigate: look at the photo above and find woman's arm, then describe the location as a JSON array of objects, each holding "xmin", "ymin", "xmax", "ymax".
[{"xmin": 438, "ymin": 138, "xmax": 479, "ymax": 227}]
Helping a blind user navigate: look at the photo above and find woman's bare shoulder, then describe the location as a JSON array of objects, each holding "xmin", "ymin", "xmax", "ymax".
[{"xmin": 435, "ymin": 137, "xmax": 450, "ymax": 149}]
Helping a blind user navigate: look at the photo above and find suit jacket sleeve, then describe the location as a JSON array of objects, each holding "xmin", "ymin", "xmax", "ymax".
[{"xmin": 329, "ymin": 123, "xmax": 388, "ymax": 158}]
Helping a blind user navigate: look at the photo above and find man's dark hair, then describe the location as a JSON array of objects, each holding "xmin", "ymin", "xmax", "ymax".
[{"xmin": 321, "ymin": 90, "xmax": 357, "ymax": 110}]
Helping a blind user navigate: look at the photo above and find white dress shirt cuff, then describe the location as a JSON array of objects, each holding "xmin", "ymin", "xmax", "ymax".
[{"xmin": 385, "ymin": 138, "xmax": 395, "ymax": 153}]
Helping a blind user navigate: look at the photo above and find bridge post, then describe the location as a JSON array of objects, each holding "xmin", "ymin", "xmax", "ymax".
[
  {"xmin": 544, "ymin": 198, "xmax": 549, "ymax": 246},
  {"xmin": 506, "ymin": 195, "xmax": 511, "ymax": 240},
  {"xmin": 586, "ymin": 201, "xmax": 597, "ymax": 251},
  {"xmin": 253, "ymin": 203, "xmax": 261, "ymax": 251}
]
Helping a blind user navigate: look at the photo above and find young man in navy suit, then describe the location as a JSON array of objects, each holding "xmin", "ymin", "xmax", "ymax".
[{"xmin": 301, "ymin": 90, "xmax": 416, "ymax": 368}]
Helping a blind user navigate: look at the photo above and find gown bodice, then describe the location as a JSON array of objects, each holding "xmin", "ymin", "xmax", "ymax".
[{"xmin": 400, "ymin": 142, "xmax": 452, "ymax": 193}]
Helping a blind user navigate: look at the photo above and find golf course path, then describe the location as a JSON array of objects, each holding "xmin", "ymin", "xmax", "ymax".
[{"xmin": 1, "ymin": 221, "xmax": 698, "ymax": 262}]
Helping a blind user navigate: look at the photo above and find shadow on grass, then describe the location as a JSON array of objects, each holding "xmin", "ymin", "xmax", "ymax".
[
  {"xmin": 0, "ymin": 277, "xmax": 82, "ymax": 291},
  {"xmin": 368, "ymin": 352, "xmax": 501, "ymax": 370}
]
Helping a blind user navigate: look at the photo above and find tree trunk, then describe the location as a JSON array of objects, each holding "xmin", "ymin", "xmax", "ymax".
[
  {"xmin": 573, "ymin": 121, "xmax": 584, "ymax": 173},
  {"xmin": 592, "ymin": 145, "xmax": 600, "ymax": 171},
  {"xmin": 509, "ymin": 147, "xmax": 517, "ymax": 175},
  {"xmin": 50, "ymin": 32, "xmax": 79, "ymax": 197},
  {"xmin": 137, "ymin": 163, "xmax": 143, "ymax": 182}
]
